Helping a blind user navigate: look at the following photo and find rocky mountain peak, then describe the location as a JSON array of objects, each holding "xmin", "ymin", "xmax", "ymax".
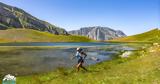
[{"xmin": 69, "ymin": 26, "xmax": 126, "ymax": 41}]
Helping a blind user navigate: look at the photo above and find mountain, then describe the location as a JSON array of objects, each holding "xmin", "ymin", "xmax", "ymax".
[
  {"xmin": 0, "ymin": 2, "xmax": 67, "ymax": 35},
  {"xmin": 69, "ymin": 26, "xmax": 126, "ymax": 40},
  {"xmin": 0, "ymin": 29, "xmax": 93, "ymax": 43},
  {"xmin": 110, "ymin": 28, "xmax": 160, "ymax": 42}
]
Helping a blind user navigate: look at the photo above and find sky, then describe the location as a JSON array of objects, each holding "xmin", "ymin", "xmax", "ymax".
[{"xmin": 0, "ymin": 0, "xmax": 159, "ymax": 35}]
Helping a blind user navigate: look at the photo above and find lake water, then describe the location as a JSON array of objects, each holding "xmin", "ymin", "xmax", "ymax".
[{"xmin": 0, "ymin": 42, "xmax": 140, "ymax": 76}]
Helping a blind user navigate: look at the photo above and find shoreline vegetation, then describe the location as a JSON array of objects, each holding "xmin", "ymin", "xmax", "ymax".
[{"xmin": 13, "ymin": 43, "xmax": 160, "ymax": 84}]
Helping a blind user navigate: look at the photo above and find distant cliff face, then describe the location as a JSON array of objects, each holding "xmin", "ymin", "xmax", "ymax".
[
  {"xmin": 0, "ymin": 2, "xmax": 68, "ymax": 35},
  {"xmin": 69, "ymin": 26, "xmax": 126, "ymax": 40}
]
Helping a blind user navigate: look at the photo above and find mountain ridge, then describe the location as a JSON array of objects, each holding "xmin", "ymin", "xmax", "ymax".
[
  {"xmin": 69, "ymin": 26, "xmax": 126, "ymax": 41},
  {"xmin": 0, "ymin": 2, "xmax": 68, "ymax": 35}
]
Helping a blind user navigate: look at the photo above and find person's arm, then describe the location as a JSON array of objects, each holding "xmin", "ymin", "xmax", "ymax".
[
  {"xmin": 71, "ymin": 52, "xmax": 78, "ymax": 60},
  {"xmin": 81, "ymin": 52, "xmax": 87, "ymax": 59}
]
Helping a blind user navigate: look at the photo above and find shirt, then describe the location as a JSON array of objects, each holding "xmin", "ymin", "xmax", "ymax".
[{"xmin": 75, "ymin": 52, "xmax": 83, "ymax": 60}]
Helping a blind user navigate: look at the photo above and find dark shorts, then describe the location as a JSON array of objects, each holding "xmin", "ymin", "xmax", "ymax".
[{"xmin": 78, "ymin": 59, "xmax": 84, "ymax": 64}]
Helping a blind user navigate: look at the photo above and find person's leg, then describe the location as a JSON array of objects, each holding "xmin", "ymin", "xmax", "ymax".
[
  {"xmin": 80, "ymin": 63, "xmax": 87, "ymax": 71},
  {"xmin": 76, "ymin": 63, "xmax": 81, "ymax": 72}
]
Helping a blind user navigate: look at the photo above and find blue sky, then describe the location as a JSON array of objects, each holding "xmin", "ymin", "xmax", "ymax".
[{"xmin": 0, "ymin": 0, "xmax": 159, "ymax": 35}]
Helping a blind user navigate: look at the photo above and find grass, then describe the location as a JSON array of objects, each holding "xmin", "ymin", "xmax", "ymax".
[
  {"xmin": 13, "ymin": 44, "xmax": 160, "ymax": 84},
  {"xmin": 109, "ymin": 28, "xmax": 160, "ymax": 43},
  {"xmin": 1, "ymin": 28, "xmax": 160, "ymax": 84},
  {"xmin": 0, "ymin": 29, "xmax": 95, "ymax": 43}
]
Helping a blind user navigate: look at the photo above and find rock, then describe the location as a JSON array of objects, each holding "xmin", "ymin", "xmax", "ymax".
[
  {"xmin": 0, "ymin": 2, "xmax": 68, "ymax": 35},
  {"xmin": 120, "ymin": 51, "xmax": 132, "ymax": 58},
  {"xmin": 153, "ymin": 43, "xmax": 159, "ymax": 46},
  {"xmin": 69, "ymin": 26, "xmax": 126, "ymax": 40},
  {"xmin": 90, "ymin": 57, "xmax": 100, "ymax": 61}
]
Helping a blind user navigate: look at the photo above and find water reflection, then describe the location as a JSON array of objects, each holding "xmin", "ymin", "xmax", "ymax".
[{"xmin": 0, "ymin": 42, "xmax": 138, "ymax": 76}]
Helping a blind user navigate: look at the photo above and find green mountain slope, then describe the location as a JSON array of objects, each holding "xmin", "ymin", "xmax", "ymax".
[
  {"xmin": 110, "ymin": 28, "xmax": 160, "ymax": 42},
  {"xmin": 0, "ymin": 29, "xmax": 94, "ymax": 42},
  {"xmin": 0, "ymin": 2, "xmax": 68, "ymax": 35}
]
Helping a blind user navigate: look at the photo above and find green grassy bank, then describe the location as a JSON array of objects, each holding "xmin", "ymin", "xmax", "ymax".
[
  {"xmin": 0, "ymin": 29, "xmax": 94, "ymax": 43},
  {"xmin": 14, "ymin": 44, "xmax": 160, "ymax": 84},
  {"xmin": 109, "ymin": 28, "xmax": 160, "ymax": 43}
]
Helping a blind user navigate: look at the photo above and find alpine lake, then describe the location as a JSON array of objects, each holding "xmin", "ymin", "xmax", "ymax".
[{"xmin": 0, "ymin": 42, "xmax": 151, "ymax": 78}]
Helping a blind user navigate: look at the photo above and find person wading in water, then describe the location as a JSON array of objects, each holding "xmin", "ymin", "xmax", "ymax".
[{"xmin": 72, "ymin": 47, "xmax": 88, "ymax": 72}]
